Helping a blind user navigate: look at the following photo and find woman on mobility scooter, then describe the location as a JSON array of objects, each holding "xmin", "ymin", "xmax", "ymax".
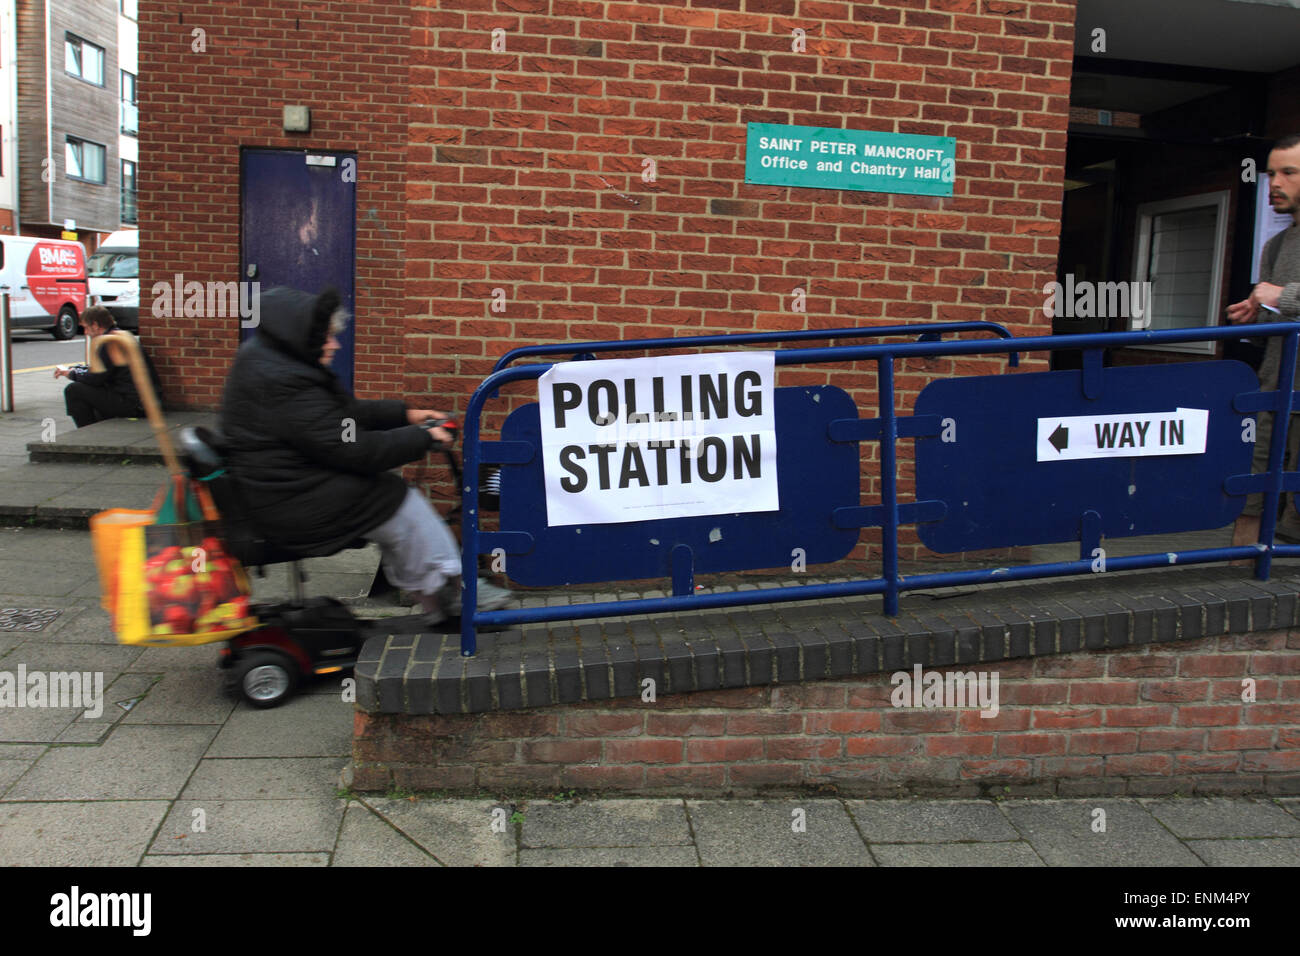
[{"xmin": 219, "ymin": 286, "xmax": 511, "ymax": 625}]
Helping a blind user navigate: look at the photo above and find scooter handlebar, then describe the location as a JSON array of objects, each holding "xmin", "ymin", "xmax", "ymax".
[{"xmin": 420, "ymin": 417, "xmax": 458, "ymax": 450}]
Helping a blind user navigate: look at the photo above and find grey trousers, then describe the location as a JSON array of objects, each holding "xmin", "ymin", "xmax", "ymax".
[{"xmin": 362, "ymin": 487, "xmax": 461, "ymax": 595}]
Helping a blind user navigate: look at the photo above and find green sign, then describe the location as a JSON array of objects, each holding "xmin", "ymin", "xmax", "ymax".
[{"xmin": 745, "ymin": 123, "xmax": 955, "ymax": 196}]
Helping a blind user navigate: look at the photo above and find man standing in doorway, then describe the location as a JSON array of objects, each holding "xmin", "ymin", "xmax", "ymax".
[{"xmin": 1228, "ymin": 133, "xmax": 1300, "ymax": 546}]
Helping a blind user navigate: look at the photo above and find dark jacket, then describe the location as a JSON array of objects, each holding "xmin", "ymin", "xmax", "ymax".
[
  {"xmin": 219, "ymin": 287, "xmax": 433, "ymax": 556},
  {"xmin": 71, "ymin": 331, "xmax": 160, "ymax": 407}
]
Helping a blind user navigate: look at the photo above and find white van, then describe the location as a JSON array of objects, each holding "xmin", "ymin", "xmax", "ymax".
[
  {"xmin": 87, "ymin": 229, "xmax": 139, "ymax": 331},
  {"xmin": 0, "ymin": 235, "xmax": 88, "ymax": 339}
]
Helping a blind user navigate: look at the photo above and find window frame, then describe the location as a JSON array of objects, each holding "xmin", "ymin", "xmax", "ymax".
[
  {"xmin": 120, "ymin": 69, "xmax": 137, "ymax": 136},
  {"xmin": 1129, "ymin": 189, "xmax": 1231, "ymax": 356},
  {"xmin": 64, "ymin": 33, "xmax": 106, "ymax": 87},
  {"xmin": 65, "ymin": 135, "xmax": 108, "ymax": 184},
  {"xmin": 120, "ymin": 158, "xmax": 137, "ymax": 223}
]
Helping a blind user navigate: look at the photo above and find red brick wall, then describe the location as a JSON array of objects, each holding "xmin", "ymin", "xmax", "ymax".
[
  {"xmin": 139, "ymin": 0, "xmax": 410, "ymax": 408},
  {"xmin": 144, "ymin": 0, "xmax": 1077, "ymax": 559},
  {"xmin": 350, "ymin": 629, "xmax": 1300, "ymax": 797},
  {"xmin": 409, "ymin": 0, "xmax": 1077, "ymax": 557}
]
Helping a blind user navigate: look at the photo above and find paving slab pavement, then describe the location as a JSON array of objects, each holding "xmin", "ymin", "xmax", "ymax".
[
  {"xmin": 149, "ymin": 798, "xmax": 345, "ymax": 855},
  {"xmin": 1, "ymin": 526, "xmax": 1299, "ymax": 867},
  {"xmin": 520, "ymin": 845, "xmax": 701, "ymax": 866},
  {"xmin": 361, "ymin": 797, "xmax": 517, "ymax": 867},
  {"xmin": 6, "ymin": 724, "xmax": 219, "ymax": 801},
  {"xmin": 329, "ymin": 803, "xmax": 436, "ymax": 867},
  {"xmin": 844, "ymin": 798, "xmax": 1022, "ymax": 843},
  {"xmin": 141, "ymin": 852, "xmax": 331, "ymax": 867},
  {"xmin": 1140, "ymin": 796, "xmax": 1300, "ymax": 839},
  {"xmin": 687, "ymin": 799, "xmax": 876, "ymax": 866},
  {"xmin": 205, "ymin": 694, "xmax": 355, "ymax": 759},
  {"xmin": 522, "ymin": 798, "xmax": 694, "ymax": 849},
  {"xmin": 1181, "ymin": 838, "xmax": 1300, "ymax": 866},
  {"xmin": 0, "ymin": 761, "xmax": 30, "ymax": 792},
  {"xmin": 997, "ymin": 799, "xmax": 1207, "ymax": 867},
  {"xmin": 870, "ymin": 842, "xmax": 1046, "ymax": 866},
  {"xmin": 0, "ymin": 676, "xmax": 1294, "ymax": 868},
  {"xmin": 0, "ymin": 800, "xmax": 171, "ymax": 866},
  {"xmin": 180, "ymin": 757, "xmax": 348, "ymax": 800}
]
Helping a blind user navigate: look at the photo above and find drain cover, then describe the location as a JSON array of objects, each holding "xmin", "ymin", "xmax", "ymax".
[{"xmin": 0, "ymin": 608, "xmax": 62, "ymax": 631}]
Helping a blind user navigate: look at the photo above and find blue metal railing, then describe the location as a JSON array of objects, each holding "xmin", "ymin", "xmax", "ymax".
[
  {"xmin": 491, "ymin": 321, "xmax": 1020, "ymax": 374},
  {"xmin": 456, "ymin": 322, "xmax": 1300, "ymax": 656}
]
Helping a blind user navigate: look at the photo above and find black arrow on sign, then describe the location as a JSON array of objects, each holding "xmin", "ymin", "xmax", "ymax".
[{"xmin": 1049, "ymin": 424, "xmax": 1069, "ymax": 452}]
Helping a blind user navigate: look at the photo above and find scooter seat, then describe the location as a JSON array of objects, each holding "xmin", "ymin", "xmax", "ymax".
[{"xmin": 177, "ymin": 426, "xmax": 370, "ymax": 568}]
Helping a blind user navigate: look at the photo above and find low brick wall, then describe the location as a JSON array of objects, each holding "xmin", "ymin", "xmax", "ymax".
[{"xmin": 350, "ymin": 628, "xmax": 1300, "ymax": 797}]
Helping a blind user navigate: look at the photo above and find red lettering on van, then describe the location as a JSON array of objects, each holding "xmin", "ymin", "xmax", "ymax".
[{"xmin": 24, "ymin": 241, "xmax": 86, "ymax": 316}]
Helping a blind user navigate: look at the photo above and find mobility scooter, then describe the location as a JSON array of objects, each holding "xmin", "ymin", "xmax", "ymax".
[{"xmin": 177, "ymin": 425, "xmax": 452, "ymax": 708}]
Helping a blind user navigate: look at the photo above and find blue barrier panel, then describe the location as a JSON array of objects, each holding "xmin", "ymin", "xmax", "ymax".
[
  {"xmin": 914, "ymin": 360, "xmax": 1260, "ymax": 553},
  {"xmin": 496, "ymin": 385, "xmax": 861, "ymax": 587}
]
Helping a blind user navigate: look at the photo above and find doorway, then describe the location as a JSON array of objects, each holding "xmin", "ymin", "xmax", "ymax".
[{"xmin": 240, "ymin": 148, "xmax": 357, "ymax": 389}]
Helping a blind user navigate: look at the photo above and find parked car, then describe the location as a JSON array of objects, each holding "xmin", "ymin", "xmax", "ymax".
[
  {"xmin": 0, "ymin": 235, "xmax": 88, "ymax": 339},
  {"xmin": 86, "ymin": 229, "xmax": 139, "ymax": 331}
]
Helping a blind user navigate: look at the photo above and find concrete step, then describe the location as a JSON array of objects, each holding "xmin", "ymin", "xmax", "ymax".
[
  {"xmin": 0, "ymin": 460, "xmax": 170, "ymax": 528},
  {"xmin": 26, "ymin": 411, "xmax": 217, "ymax": 465}
]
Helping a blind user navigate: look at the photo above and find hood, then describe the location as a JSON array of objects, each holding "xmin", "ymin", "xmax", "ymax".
[{"xmin": 255, "ymin": 286, "xmax": 340, "ymax": 365}]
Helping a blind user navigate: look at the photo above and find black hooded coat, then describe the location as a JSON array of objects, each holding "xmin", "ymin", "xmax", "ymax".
[{"xmin": 218, "ymin": 287, "xmax": 434, "ymax": 556}]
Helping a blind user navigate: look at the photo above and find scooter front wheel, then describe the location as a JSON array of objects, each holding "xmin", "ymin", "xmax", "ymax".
[{"xmin": 233, "ymin": 650, "xmax": 298, "ymax": 708}]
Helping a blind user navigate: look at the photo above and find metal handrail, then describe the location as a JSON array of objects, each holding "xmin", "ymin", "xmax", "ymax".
[
  {"xmin": 456, "ymin": 322, "xmax": 1300, "ymax": 656},
  {"xmin": 490, "ymin": 321, "xmax": 1021, "ymax": 374}
]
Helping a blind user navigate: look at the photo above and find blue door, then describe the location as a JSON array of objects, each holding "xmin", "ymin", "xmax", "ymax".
[{"xmin": 240, "ymin": 149, "xmax": 357, "ymax": 389}]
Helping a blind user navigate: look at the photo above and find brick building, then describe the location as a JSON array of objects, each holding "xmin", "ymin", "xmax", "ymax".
[
  {"xmin": 17, "ymin": 0, "xmax": 118, "ymax": 238},
  {"xmin": 141, "ymin": 0, "xmax": 1300, "ymax": 562}
]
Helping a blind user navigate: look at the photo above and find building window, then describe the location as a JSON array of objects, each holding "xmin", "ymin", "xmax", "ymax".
[
  {"xmin": 120, "ymin": 0, "xmax": 138, "ymax": 20},
  {"xmin": 65, "ymin": 34, "xmax": 105, "ymax": 86},
  {"xmin": 121, "ymin": 70, "xmax": 137, "ymax": 135},
  {"xmin": 66, "ymin": 136, "xmax": 106, "ymax": 183},
  {"xmin": 1131, "ymin": 190, "xmax": 1230, "ymax": 356},
  {"xmin": 121, "ymin": 160, "xmax": 137, "ymax": 223}
]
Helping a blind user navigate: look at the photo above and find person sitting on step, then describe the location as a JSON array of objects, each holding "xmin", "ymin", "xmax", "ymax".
[{"xmin": 54, "ymin": 305, "xmax": 160, "ymax": 428}]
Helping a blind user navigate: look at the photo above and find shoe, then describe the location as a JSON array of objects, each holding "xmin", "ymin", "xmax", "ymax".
[
  {"xmin": 435, "ymin": 577, "xmax": 463, "ymax": 617},
  {"xmin": 439, "ymin": 577, "xmax": 513, "ymax": 617},
  {"xmin": 421, "ymin": 605, "xmax": 448, "ymax": 627},
  {"xmin": 474, "ymin": 578, "xmax": 514, "ymax": 613}
]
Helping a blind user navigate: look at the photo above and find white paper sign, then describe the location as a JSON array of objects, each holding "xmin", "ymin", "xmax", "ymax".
[
  {"xmin": 1036, "ymin": 408, "xmax": 1209, "ymax": 462},
  {"xmin": 537, "ymin": 352, "xmax": 779, "ymax": 526}
]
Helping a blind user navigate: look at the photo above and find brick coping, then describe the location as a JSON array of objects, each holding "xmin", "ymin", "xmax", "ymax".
[{"xmin": 353, "ymin": 565, "xmax": 1300, "ymax": 715}]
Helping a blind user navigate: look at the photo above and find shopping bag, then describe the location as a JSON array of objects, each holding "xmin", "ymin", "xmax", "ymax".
[
  {"xmin": 93, "ymin": 474, "xmax": 260, "ymax": 647},
  {"xmin": 90, "ymin": 502, "xmax": 154, "ymax": 618},
  {"xmin": 90, "ymin": 472, "xmax": 200, "ymax": 618},
  {"xmin": 86, "ymin": 332, "xmax": 260, "ymax": 646}
]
